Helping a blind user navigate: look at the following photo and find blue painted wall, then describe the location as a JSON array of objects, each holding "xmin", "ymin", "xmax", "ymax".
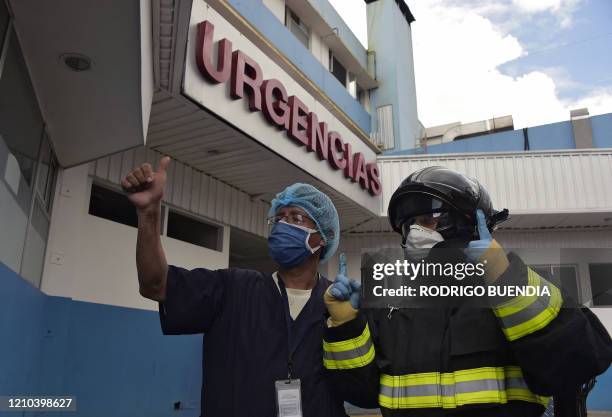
[
  {"xmin": 0, "ymin": 263, "xmax": 47, "ymax": 399},
  {"xmin": 0, "ymin": 262, "xmax": 202, "ymax": 417},
  {"xmin": 386, "ymin": 113, "xmax": 612, "ymax": 155},
  {"xmin": 308, "ymin": 0, "xmax": 368, "ymax": 69},
  {"xmin": 227, "ymin": 0, "xmax": 371, "ymax": 134},
  {"xmin": 589, "ymin": 368, "xmax": 612, "ymax": 411},
  {"xmin": 367, "ymin": 0, "xmax": 421, "ymax": 151},
  {"xmin": 1, "ymin": 261, "xmax": 611, "ymax": 414},
  {"xmin": 526, "ymin": 120, "xmax": 575, "ymax": 150},
  {"xmin": 591, "ymin": 113, "xmax": 612, "ymax": 148}
]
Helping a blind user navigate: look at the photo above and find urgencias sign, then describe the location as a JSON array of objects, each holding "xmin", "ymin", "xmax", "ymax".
[{"xmin": 195, "ymin": 20, "xmax": 382, "ymax": 196}]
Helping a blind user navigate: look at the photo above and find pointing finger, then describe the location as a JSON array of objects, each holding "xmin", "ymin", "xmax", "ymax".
[{"xmin": 338, "ymin": 252, "xmax": 347, "ymax": 276}]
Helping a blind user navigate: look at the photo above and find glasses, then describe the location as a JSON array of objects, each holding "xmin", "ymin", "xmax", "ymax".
[{"xmin": 267, "ymin": 213, "xmax": 316, "ymax": 228}]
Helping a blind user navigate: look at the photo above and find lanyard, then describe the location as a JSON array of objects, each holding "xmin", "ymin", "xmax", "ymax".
[{"xmin": 276, "ymin": 274, "xmax": 318, "ymax": 379}]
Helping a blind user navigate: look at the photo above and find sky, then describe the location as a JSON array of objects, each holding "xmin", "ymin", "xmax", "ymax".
[{"xmin": 328, "ymin": 0, "xmax": 612, "ymax": 128}]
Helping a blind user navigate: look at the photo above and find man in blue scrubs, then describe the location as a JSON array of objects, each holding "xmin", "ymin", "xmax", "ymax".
[{"xmin": 122, "ymin": 156, "xmax": 348, "ymax": 417}]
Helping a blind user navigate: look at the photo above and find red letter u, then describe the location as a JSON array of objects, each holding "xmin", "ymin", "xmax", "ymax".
[{"xmin": 196, "ymin": 21, "xmax": 232, "ymax": 84}]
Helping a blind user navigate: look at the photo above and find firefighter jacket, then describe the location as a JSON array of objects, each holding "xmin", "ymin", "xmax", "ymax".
[{"xmin": 323, "ymin": 244, "xmax": 612, "ymax": 417}]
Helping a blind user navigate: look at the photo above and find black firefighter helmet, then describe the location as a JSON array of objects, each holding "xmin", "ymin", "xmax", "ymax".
[{"xmin": 388, "ymin": 166, "xmax": 509, "ymax": 240}]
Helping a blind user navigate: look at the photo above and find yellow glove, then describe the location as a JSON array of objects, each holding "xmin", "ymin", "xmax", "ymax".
[{"xmin": 324, "ymin": 253, "xmax": 361, "ymax": 327}]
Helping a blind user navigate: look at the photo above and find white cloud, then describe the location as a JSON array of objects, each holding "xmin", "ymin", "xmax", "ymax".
[
  {"xmin": 329, "ymin": 0, "xmax": 611, "ymax": 130},
  {"xmin": 512, "ymin": 0, "xmax": 564, "ymax": 13},
  {"xmin": 570, "ymin": 88, "xmax": 612, "ymax": 117},
  {"xmin": 511, "ymin": 0, "xmax": 583, "ymax": 27},
  {"xmin": 407, "ymin": 0, "xmax": 610, "ymax": 128}
]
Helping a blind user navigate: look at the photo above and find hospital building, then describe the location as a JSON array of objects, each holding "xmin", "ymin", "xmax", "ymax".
[{"xmin": 1, "ymin": 0, "xmax": 611, "ymax": 414}]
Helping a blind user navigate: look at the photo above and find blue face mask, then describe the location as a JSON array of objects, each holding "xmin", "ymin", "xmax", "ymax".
[{"xmin": 268, "ymin": 221, "xmax": 322, "ymax": 269}]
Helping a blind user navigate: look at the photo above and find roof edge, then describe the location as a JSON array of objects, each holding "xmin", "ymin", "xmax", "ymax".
[{"xmin": 364, "ymin": 0, "xmax": 415, "ymax": 25}]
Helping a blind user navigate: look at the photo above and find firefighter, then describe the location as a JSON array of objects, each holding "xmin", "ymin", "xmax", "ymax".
[{"xmin": 323, "ymin": 166, "xmax": 612, "ymax": 417}]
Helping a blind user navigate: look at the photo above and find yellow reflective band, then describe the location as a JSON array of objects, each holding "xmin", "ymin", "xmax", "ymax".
[
  {"xmin": 494, "ymin": 269, "xmax": 542, "ymax": 317},
  {"xmin": 493, "ymin": 268, "xmax": 563, "ymax": 341},
  {"xmin": 507, "ymin": 388, "xmax": 550, "ymax": 407},
  {"xmin": 323, "ymin": 323, "xmax": 371, "ymax": 353},
  {"xmin": 323, "ymin": 343, "xmax": 375, "ymax": 370},
  {"xmin": 379, "ymin": 366, "xmax": 549, "ymax": 410},
  {"xmin": 500, "ymin": 284, "xmax": 562, "ymax": 341},
  {"xmin": 323, "ymin": 324, "xmax": 376, "ymax": 370}
]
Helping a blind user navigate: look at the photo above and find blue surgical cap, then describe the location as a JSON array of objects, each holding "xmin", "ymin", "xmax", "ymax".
[{"xmin": 268, "ymin": 183, "xmax": 340, "ymax": 262}]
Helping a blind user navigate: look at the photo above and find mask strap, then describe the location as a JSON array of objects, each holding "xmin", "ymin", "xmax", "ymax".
[
  {"xmin": 280, "ymin": 221, "xmax": 322, "ymax": 254},
  {"xmin": 303, "ymin": 229, "xmax": 322, "ymax": 254}
]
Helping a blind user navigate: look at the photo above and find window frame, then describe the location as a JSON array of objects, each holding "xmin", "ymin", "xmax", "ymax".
[
  {"xmin": 87, "ymin": 177, "xmax": 223, "ymax": 252},
  {"xmin": 0, "ymin": 0, "xmax": 11, "ymax": 80},
  {"xmin": 587, "ymin": 263, "xmax": 612, "ymax": 307},
  {"xmin": 0, "ymin": 19, "xmax": 57, "ymax": 287},
  {"xmin": 165, "ymin": 204, "xmax": 224, "ymax": 252},
  {"xmin": 529, "ymin": 263, "xmax": 581, "ymax": 303},
  {"xmin": 285, "ymin": 6, "xmax": 310, "ymax": 50},
  {"xmin": 328, "ymin": 50, "xmax": 347, "ymax": 88}
]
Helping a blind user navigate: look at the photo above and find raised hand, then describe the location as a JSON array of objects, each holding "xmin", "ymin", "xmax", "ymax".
[
  {"xmin": 121, "ymin": 156, "xmax": 171, "ymax": 211},
  {"xmin": 324, "ymin": 253, "xmax": 362, "ymax": 326},
  {"xmin": 329, "ymin": 253, "xmax": 362, "ymax": 309}
]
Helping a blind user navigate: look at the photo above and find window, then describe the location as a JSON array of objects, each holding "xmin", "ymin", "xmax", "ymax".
[
  {"xmin": 589, "ymin": 263, "xmax": 612, "ymax": 306},
  {"xmin": 36, "ymin": 138, "xmax": 57, "ymax": 212},
  {"xmin": 530, "ymin": 264, "xmax": 580, "ymax": 303},
  {"xmin": 285, "ymin": 7, "xmax": 309, "ymax": 49},
  {"xmin": 0, "ymin": 24, "xmax": 55, "ymax": 288},
  {"xmin": 0, "ymin": 30, "xmax": 44, "ymax": 186},
  {"xmin": 167, "ymin": 209, "xmax": 222, "ymax": 251},
  {"xmin": 87, "ymin": 182, "xmax": 221, "ymax": 251},
  {"xmin": 329, "ymin": 51, "xmax": 347, "ymax": 87},
  {"xmin": 348, "ymin": 72, "xmax": 357, "ymax": 98},
  {"xmin": 0, "ymin": 0, "xmax": 8, "ymax": 53},
  {"xmin": 89, "ymin": 183, "xmax": 139, "ymax": 228}
]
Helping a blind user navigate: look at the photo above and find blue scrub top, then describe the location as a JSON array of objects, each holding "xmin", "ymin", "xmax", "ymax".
[{"xmin": 159, "ymin": 265, "xmax": 347, "ymax": 417}]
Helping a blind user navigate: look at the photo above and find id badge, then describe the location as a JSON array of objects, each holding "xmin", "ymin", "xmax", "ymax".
[{"xmin": 275, "ymin": 379, "xmax": 302, "ymax": 417}]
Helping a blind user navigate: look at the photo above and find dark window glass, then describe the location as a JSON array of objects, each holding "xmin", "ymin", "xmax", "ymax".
[
  {"xmin": 589, "ymin": 263, "xmax": 612, "ymax": 306},
  {"xmin": 0, "ymin": 30, "xmax": 44, "ymax": 186},
  {"xmin": 0, "ymin": 26, "xmax": 45, "ymax": 277},
  {"xmin": 286, "ymin": 8, "xmax": 309, "ymax": 49},
  {"xmin": 89, "ymin": 183, "xmax": 138, "ymax": 228},
  {"xmin": 36, "ymin": 137, "xmax": 57, "ymax": 212},
  {"xmin": 167, "ymin": 210, "xmax": 221, "ymax": 251},
  {"xmin": 530, "ymin": 265, "xmax": 579, "ymax": 303},
  {"xmin": 0, "ymin": 1, "xmax": 8, "ymax": 49},
  {"xmin": 330, "ymin": 53, "xmax": 347, "ymax": 87}
]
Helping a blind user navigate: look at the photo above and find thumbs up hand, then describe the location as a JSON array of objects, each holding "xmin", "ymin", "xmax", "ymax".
[
  {"xmin": 465, "ymin": 209, "xmax": 509, "ymax": 282},
  {"xmin": 122, "ymin": 156, "xmax": 171, "ymax": 211},
  {"xmin": 324, "ymin": 253, "xmax": 361, "ymax": 327}
]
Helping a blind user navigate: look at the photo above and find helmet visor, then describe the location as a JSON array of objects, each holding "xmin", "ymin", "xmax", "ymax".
[{"xmin": 392, "ymin": 193, "xmax": 450, "ymax": 228}]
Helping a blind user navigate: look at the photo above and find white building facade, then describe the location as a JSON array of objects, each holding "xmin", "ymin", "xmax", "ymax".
[{"xmin": 1, "ymin": 0, "xmax": 610, "ymax": 415}]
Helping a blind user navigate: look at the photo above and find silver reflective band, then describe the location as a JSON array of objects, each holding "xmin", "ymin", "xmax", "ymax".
[
  {"xmin": 380, "ymin": 378, "xmax": 504, "ymax": 398},
  {"xmin": 378, "ymin": 366, "xmax": 549, "ymax": 409},
  {"xmin": 323, "ymin": 337, "xmax": 373, "ymax": 362},
  {"xmin": 492, "ymin": 269, "xmax": 563, "ymax": 341}
]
